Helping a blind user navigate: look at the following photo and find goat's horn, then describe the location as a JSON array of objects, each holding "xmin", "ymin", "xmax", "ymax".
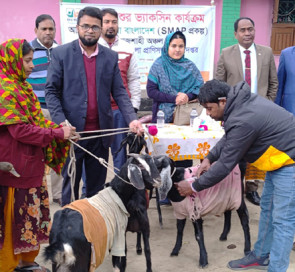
[{"xmin": 127, "ymin": 153, "xmax": 140, "ymax": 158}]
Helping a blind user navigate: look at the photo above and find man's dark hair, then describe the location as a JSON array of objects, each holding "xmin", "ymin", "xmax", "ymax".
[
  {"xmin": 22, "ymin": 40, "xmax": 34, "ymax": 56},
  {"xmin": 35, "ymin": 14, "xmax": 55, "ymax": 28},
  {"xmin": 198, "ymin": 79, "xmax": 231, "ymax": 105},
  {"xmin": 77, "ymin": 7, "xmax": 102, "ymax": 25},
  {"xmin": 101, "ymin": 8, "xmax": 118, "ymax": 19},
  {"xmin": 234, "ymin": 17, "xmax": 255, "ymax": 32},
  {"xmin": 170, "ymin": 31, "xmax": 186, "ymax": 47}
]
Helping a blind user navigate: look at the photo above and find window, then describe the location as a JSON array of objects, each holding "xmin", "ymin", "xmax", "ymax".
[
  {"xmin": 271, "ymin": 0, "xmax": 295, "ymax": 54},
  {"xmin": 277, "ymin": 0, "xmax": 295, "ymax": 23}
]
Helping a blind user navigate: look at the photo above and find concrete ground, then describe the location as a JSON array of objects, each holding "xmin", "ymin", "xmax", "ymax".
[{"xmin": 37, "ymin": 162, "xmax": 295, "ymax": 272}]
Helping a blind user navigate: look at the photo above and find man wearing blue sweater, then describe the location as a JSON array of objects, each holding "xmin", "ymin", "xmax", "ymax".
[
  {"xmin": 27, "ymin": 14, "xmax": 57, "ymax": 109},
  {"xmin": 27, "ymin": 14, "xmax": 62, "ymax": 206}
]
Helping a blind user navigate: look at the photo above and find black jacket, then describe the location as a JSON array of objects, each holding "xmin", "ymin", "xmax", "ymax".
[
  {"xmin": 193, "ymin": 81, "xmax": 295, "ymax": 191},
  {"xmin": 45, "ymin": 40, "xmax": 137, "ymax": 148}
]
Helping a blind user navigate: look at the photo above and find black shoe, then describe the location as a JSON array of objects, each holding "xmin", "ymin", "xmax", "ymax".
[
  {"xmin": 52, "ymin": 198, "xmax": 62, "ymax": 206},
  {"xmin": 246, "ymin": 191, "xmax": 260, "ymax": 206}
]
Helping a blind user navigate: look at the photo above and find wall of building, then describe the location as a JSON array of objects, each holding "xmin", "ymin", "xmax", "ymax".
[
  {"xmin": 0, "ymin": 0, "xmax": 275, "ymax": 64},
  {"xmin": 0, "ymin": 0, "xmax": 222, "ymax": 60},
  {"xmin": 240, "ymin": 0, "xmax": 279, "ymax": 66},
  {"xmin": 241, "ymin": 0, "xmax": 274, "ymax": 46},
  {"xmin": 220, "ymin": 0, "xmax": 241, "ymax": 51},
  {"xmin": 1, "ymin": 0, "xmax": 62, "ymax": 43}
]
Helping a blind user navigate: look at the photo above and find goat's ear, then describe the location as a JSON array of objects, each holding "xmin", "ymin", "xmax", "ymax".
[
  {"xmin": 158, "ymin": 163, "xmax": 173, "ymax": 201},
  {"xmin": 127, "ymin": 163, "xmax": 145, "ymax": 190},
  {"xmin": 154, "ymin": 155, "xmax": 169, "ymax": 168}
]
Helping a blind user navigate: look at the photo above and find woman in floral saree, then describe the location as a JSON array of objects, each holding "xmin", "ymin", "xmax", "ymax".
[{"xmin": 0, "ymin": 39, "xmax": 75, "ymax": 272}]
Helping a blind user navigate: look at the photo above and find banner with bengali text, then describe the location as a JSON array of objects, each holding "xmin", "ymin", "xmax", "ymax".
[{"xmin": 60, "ymin": 3, "xmax": 215, "ymax": 88}]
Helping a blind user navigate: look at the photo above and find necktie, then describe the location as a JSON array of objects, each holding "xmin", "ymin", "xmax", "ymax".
[{"xmin": 244, "ymin": 50, "xmax": 251, "ymax": 87}]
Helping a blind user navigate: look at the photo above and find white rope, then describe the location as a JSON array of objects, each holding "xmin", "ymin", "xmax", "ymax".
[
  {"xmin": 170, "ymin": 165, "xmax": 176, "ymax": 178},
  {"xmin": 145, "ymin": 129, "xmax": 159, "ymax": 156},
  {"xmin": 65, "ymin": 121, "xmax": 138, "ymax": 201},
  {"xmin": 145, "ymin": 126, "xmax": 176, "ymax": 179},
  {"xmin": 68, "ymin": 139, "xmax": 142, "ymax": 194},
  {"xmin": 144, "ymin": 127, "xmax": 176, "ymax": 179},
  {"xmin": 67, "ymin": 141, "xmax": 77, "ymax": 202},
  {"xmin": 77, "ymin": 128, "xmax": 130, "ymax": 141},
  {"xmin": 78, "ymin": 127, "xmax": 130, "ymax": 134}
]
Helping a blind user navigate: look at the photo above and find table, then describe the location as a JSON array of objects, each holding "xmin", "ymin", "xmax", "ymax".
[{"xmin": 144, "ymin": 124, "xmax": 224, "ymax": 161}]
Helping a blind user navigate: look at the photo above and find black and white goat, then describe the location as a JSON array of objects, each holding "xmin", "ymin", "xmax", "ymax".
[
  {"xmin": 113, "ymin": 133, "xmax": 154, "ymax": 272},
  {"xmin": 44, "ymin": 154, "xmax": 162, "ymax": 272},
  {"xmin": 155, "ymin": 156, "xmax": 251, "ymax": 268},
  {"xmin": 116, "ymin": 132, "xmax": 149, "ymax": 156}
]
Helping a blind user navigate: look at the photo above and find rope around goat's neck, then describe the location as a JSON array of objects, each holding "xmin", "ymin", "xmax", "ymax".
[
  {"xmin": 67, "ymin": 127, "xmax": 142, "ymax": 202},
  {"xmin": 144, "ymin": 128, "xmax": 159, "ymax": 156}
]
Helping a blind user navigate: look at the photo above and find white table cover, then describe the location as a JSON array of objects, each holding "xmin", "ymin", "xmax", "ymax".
[{"xmin": 144, "ymin": 124, "xmax": 224, "ymax": 161}]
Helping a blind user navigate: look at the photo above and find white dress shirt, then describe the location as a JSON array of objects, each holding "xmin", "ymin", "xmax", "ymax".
[{"xmin": 238, "ymin": 43, "xmax": 257, "ymax": 94}]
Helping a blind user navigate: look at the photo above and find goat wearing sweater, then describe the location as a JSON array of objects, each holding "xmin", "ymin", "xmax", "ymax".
[
  {"xmin": 44, "ymin": 154, "xmax": 161, "ymax": 272},
  {"xmin": 155, "ymin": 156, "xmax": 251, "ymax": 268}
]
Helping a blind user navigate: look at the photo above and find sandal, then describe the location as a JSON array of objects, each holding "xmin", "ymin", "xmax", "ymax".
[{"xmin": 14, "ymin": 262, "xmax": 50, "ymax": 272}]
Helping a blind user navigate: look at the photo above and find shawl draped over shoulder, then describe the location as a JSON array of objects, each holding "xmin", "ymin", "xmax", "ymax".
[
  {"xmin": 0, "ymin": 39, "xmax": 69, "ymax": 174},
  {"xmin": 148, "ymin": 31, "xmax": 204, "ymax": 122}
]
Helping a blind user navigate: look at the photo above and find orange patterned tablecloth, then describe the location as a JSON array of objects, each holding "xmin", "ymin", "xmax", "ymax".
[{"xmin": 144, "ymin": 124, "xmax": 224, "ymax": 161}]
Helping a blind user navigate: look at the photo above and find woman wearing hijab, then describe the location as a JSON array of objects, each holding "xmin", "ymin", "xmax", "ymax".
[
  {"xmin": 0, "ymin": 39, "xmax": 76, "ymax": 272},
  {"xmin": 147, "ymin": 31, "xmax": 204, "ymax": 205},
  {"xmin": 147, "ymin": 31, "xmax": 204, "ymax": 123}
]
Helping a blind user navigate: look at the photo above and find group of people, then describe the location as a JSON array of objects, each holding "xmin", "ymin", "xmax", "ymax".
[
  {"xmin": 0, "ymin": 5, "xmax": 294, "ymax": 272},
  {"xmin": 0, "ymin": 6, "xmax": 143, "ymax": 272},
  {"xmin": 176, "ymin": 17, "xmax": 295, "ymax": 272}
]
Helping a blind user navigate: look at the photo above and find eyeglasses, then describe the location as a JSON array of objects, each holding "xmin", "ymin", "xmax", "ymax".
[{"xmin": 78, "ymin": 24, "xmax": 101, "ymax": 32}]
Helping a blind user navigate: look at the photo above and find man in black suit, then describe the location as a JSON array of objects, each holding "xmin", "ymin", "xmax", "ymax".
[{"xmin": 45, "ymin": 7, "xmax": 143, "ymax": 206}]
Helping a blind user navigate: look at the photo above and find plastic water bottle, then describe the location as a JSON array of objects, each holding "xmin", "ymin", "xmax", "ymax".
[
  {"xmin": 190, "ymin": 108, "xmax": 198, "ymax": 127},
  {"xmin": 157, "ymin": 110, "xmax": 165, "ymax": 128}
]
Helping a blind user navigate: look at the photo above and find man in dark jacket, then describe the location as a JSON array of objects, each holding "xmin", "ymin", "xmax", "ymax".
[
  {"xmin": 215, "ymin": 17, "xmax": 278, "ymax": 206},
  {"xmin": 176, "ymin": 79, "xmax": 295, "ymax": 271},
  {"xmin": 45, "ymin": 7, "xmax": 143, "ymax": 206}
]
